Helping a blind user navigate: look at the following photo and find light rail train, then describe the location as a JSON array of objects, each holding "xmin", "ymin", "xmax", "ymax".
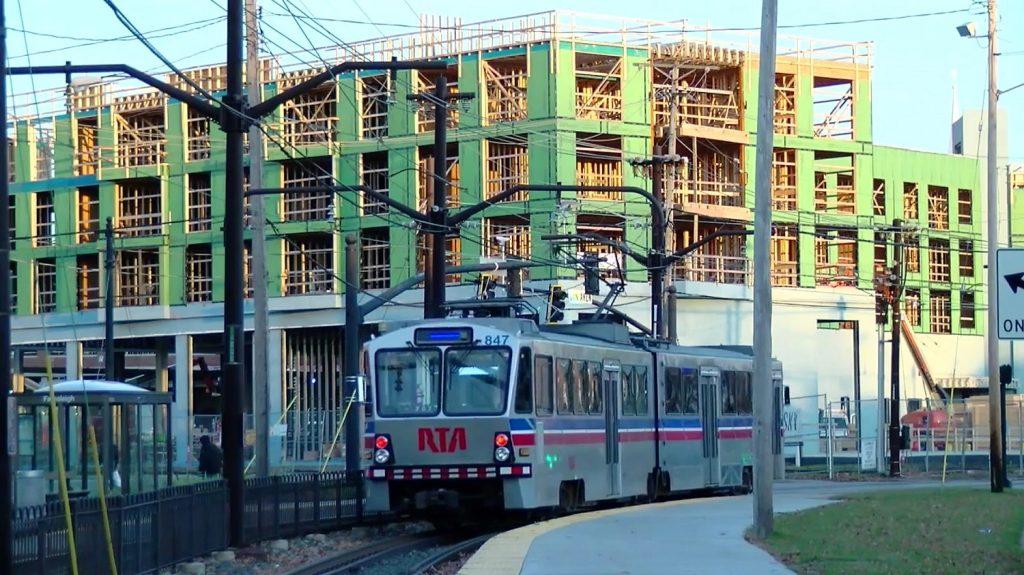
[{"xmin": 363, "ymin": 318, "xmax": 782, "ymax": 514}]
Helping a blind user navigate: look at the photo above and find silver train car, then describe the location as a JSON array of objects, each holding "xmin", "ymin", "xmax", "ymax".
[{"xmin": 363, "ymin": 318, "xmax": 783, "ymax": 514}]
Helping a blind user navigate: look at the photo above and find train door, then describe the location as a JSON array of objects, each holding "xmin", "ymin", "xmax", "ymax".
[
  {"xmin": 603, "ymin": 361, "xmax": 621, "ymax": 496},
  {"xmin": 699, "ymin": 367, "xmax": 721, "ymax": 485}
]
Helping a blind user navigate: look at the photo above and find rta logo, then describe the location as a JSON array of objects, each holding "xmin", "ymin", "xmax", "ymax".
[{"xmin": 417, "ymin": 427, "xmax": 467, "ymax": 453}]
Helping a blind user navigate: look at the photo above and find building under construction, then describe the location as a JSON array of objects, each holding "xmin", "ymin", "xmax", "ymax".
[{"xmin": 6, "ymin": 11, "xmax": 984, "ymax": 467}]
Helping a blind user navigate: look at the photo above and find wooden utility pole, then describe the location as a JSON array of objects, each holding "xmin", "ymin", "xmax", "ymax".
[
  {"xmin": 986, "ymin": 0, "xmax": 1005, "ymax": 492},
  {"xmin": 752, "ymin": 0, "xmax": 778, "ymax": 539},
  {"xmin": 246, "ymin": 0, "xmax": 270, "ymax": 477}
]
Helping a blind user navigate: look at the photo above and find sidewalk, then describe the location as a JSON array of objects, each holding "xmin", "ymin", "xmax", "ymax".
[{"xmin": 460, "ymin": 480, "xmax": 982, "ymax": 575}]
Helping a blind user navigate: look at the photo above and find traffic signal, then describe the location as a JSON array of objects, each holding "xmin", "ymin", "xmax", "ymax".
[
  {"xmin": 582, "ymin": 254, "xmax": 600, "ymax": 296},
  {"xmin": 548, "ymin": 285, "xmax": 568, "ymax": 323}
]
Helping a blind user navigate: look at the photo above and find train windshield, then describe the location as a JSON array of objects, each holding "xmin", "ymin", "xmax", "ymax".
[
  {"xmin": 375, "ymin": 348, "xmax": 441, "ymax": 416},
  {"xmin": 444, "ymin": 347, "xmax": 512, "ymax": 415}
]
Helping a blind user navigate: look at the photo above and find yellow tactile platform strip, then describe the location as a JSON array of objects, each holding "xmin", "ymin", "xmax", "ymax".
[{"xmin": 458, "ymin": 498, "xmax": 704, "ymax": 575}]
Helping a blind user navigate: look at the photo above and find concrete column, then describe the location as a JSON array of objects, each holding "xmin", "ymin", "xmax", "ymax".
[
  {"xmin": 65, "ymin": 341, "xmax": 82, "ymax": 380},
  {"xmin": 173, "ymin": 335, "xmax": 193, "ymax": 469},
  {"xmin": 267, "ymin": 329, "xmax": 284, "ymax": 470},
  {"xmin": 154, "ymin": 344, "xmax": 169, "ymax": 393}
]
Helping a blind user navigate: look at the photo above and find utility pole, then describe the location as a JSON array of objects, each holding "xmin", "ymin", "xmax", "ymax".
[
  {"xmin": 985, "ymin": 0, "xmax": 1006, "ymax": 493},
  {"xmin": 409, "ymin": 77, "xmax": 473, "ymax": 319},
  {"xmin": 0, "ymin": 0, "xmax": 12, "ymax": 567},
  {"xmin": 888, "ymin": 221, "xmax": 905, "ymax": 477},
  {"xmin": 343, "ymin": 236, "xmax": 363, "ymax": 518},
  {"xmin": 665, "ymin": 67, "xmax": 679, "ymax": 276},
  {"xmin": 751, "ymin": 0, "xmax": 778, "ymax": 539},
  {"xmin": 105, "ymin": 218, "xmax": 116, "ymax": 380},
  {"xmin": 246, "ymin": 0, "xmax": 270, "ymax": 477},
  {"xmin": 222, "ymin": 0, "xmax": 248, "ymax": 545}
]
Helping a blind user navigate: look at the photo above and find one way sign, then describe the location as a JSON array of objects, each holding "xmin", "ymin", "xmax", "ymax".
[{"xmin": 997, "ymin": 249, "xmax": 1024, "ymax": 339}]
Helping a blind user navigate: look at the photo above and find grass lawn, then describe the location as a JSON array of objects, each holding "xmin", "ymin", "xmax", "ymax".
[{"xmin": 762, "ymin": 488, "xmax": 1024, "ymax": 574}]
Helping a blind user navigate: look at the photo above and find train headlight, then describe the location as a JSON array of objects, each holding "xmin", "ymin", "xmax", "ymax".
[
  {"xmin": 494, "ymin": 446, "xmax": 511, "ymax": 463},
  {"xmin": 374, "ymin": 448, "xmax": 391, "ymax": 465}
]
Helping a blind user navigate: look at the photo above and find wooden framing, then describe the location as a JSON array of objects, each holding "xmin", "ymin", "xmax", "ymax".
[
  {"xmin": 485, "ymin": 137, "xmax": 529, "ymax": 202},
  {"xmin": 35, "ymin": 125, "xmax": 54, "ymax": 181},
  {"xmin": 34, "ymin": 191, "xmax": 54, "ymax": 247},
  {"xmin": 282, "ymin": 158, "xmax": 333, "ymax": 222},
  {"xmin": 186, "ymin": 244, "xmax": 213, "ymax": 303},
  {"xmin": 116, "ymin": 179, "xmax": 162, "ymax": 237},
  {"xmin": 483, "ymin": 55, "xmax": 528, "ymax": 124},
  {"xmin": 482, "ymin": 215, "xmax": 531, "ymax": 259},
  {"xmin": 771, "ymin": 224, "xmax": 798, "ymax": 287},
  {"xmin": 360, "ymin": 73, "xmax": 390, "ymax": 140},
  {"xmin": 187, "ymin": 173, "xmax": 212, "ymax": 233},
  {"xmin": 957, "ymin": 188, "xmax": 973, "ymax": 225},
  {"xmin": 416, "ymin": 234, "xmax": 462, "ymax": 284},
  {"xmin": 904, "ymin": 289, "xmax": 921, "ymax": 326},
  {"xmin": 74, "ymin": 116, "xmax": 99, "ymax": 176},
  {"xmin": 927, "ymin": 186, "xmax": 949, "ymax": 230},
  {"xmin": 575, "ymin": 52, "xmax": 622, "ymax": 121},
  {"xmin": 576, "ymin": 134, "xmax": 622, "ymax": 200},
  {"xmin": 416, "ymin": 67, "xmax": 460, "ymax": 133},
  {"xmin": 576, "ymin": 215, "xmax": 625, "ymax": 280},
  {"xmin": 77, "ymin": 186, "xmax": 99, "ymax": 243},
  {"xmin": 814, "ymin": 156, "xmax": 855, "ymax": 214},
  {"xmin": 686, "ymin": 139, "xmax": 743, "ymax": 208},
  {"xmin": 928, "ymin": 239, "xmax": 950, "ymax": 283},
  {"xmin": 282, "ymin": 81, "xmax": 337, "ymax": 148},
  {"xmin": 115, "ymin": 99, "xmax": 165, "ymax": 168},
  {"xmin": 960, "ymin": 291, "xmax": 976, "ymax": 329},
  {"xmin": 771, "ymin": 148, "xmax": 797, "ymax": 211},
  {"xmin": 872, "ymin": 179, "xmax": 885, "ymax": 216},
  {"xmin": 360, "ymin": 228, "xmax": 390, "ymax": 290},
  {"xmin": 959, "ymin": 240, "xmax": 974, "ymax": 279},
  {"xmin": 904, "ymin": 182, "xmax": 919, "ymax": 220},
  {"xmin": 117, "ymin": 248, "xmax": 160, "ymax": 307},
  {"xmin": 34, "ymin": 258, "xmax": 57, "ymax": 313},
  {"xmin": 774, "ymin": 73, "xmax": 796, "ymax": 135},
  {"xmin": 814, "ymin": 227, "xmax": 857, "ymax": 286},
  {"xmin": 360, "ymin": 152, "xmax": 389, "ymax": 216},
  {"xmin": 812, "ymin": 76, "xmax": 853, "ymax": 140},
  {"xmin": 417, "ymin": 145, "xmax": 460, "ymax": 211},
  {"xmin": 652, "ymin": 58, "xmax": 741, "ymax": 132},
  {"xmin": 283, "ymin": 234, "xmax": 334, "ymax": 295},
  {"xmin": 77, "ymin": 254, "xmax": 100, "ymax": 310},
  {"xmin": 186, "ymin": 106, "xmax": 211, "ymax": 161},
  {"xmin": 929, "ymin": 290, "xmax": 952, "ymax": 334}
]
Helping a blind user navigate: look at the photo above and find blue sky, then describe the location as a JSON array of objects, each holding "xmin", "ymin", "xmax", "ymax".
[{"xmin": 7, "ymin": 0, "xmax": 1021, "ymax": 162}]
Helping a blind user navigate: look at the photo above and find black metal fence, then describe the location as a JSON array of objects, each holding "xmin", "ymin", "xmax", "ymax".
[{"xmin": 12, "ymin": 473, "xmax": 361, "ymax": 575}]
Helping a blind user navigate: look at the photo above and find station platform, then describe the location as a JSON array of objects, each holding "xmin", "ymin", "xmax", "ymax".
[{"xmin": 460, "ymin": 480, "xmax": 967, "ymax": 575}]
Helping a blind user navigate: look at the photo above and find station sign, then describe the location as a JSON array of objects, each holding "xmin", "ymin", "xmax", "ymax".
[{"xmin": 997, "ymin": 249, "xmax": 1024, "ymax": 339}]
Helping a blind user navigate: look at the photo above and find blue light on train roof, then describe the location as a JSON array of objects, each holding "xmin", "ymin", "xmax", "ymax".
[{"xmin": 414, "ymin": 327, "xmax": 473, "ymax": 345}]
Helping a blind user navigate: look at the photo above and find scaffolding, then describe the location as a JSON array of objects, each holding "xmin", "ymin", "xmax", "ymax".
[
  {"xmin": 187, "ymin": 173, "xmax": 212, "ymax": 233},
  {"xmin": 117, "ymin": 179, "xmax": 163, "ymax": 237},
  {"xmin": 927, "ymin": 186, "xmax": 949, "ymax": 230},
  {"xmin": 361, "ymin": 152, "xmax": 389, "ymax": 216},
  {"xmin": 360, "ymin": 73, "xmax": 390, "ymax": 140},
  {"xmin": 282, "ymin": 158, "xmax": 333, "ymax": 222},
  {"xmin": 74, "ymin": 116, "xmax": 99, "ymax": 176},
  {"xmin": 117, "ymin": 249, "xmax": 160, "ymax": 306},
  {"xmin": 284, "ymin": 234, "xmax": 334, "ymax": 295},
  {"xmin": 280, "ymin": 69, "xmax": 337, "ymax": 148},
  {"xmin": 485, "ymin": 137, "xmax": 529, "ymax": 202},
  {"xmin": 186, "ymin": 106, "xmax": 211, "ymax": 161},
  {"xmin": 77, "ymin": 254, "xmax": 100, "ymax": 310},
  {"xmin": 576, "ymin": 52, "xmax": 622, "ymax": 121},
  {"xmin": 35, "ymin": 259, "xmax": 56, "ymax": 313},
  {"xmin": 774, "ymin": 73, "xmax": 796, "ymax": 135},
  {"xmin": 34, "ymin": 191, "xmax": 54, "ymax": 247},
  {"xmin": 576, "ymin": 134, "xmax": 622, "ymax": 201},
  {"xmin": 186, "ymin": 244, "xmax": 213, "ymax": 303},
  {"xmin": 77, "ymin": 186, "xmax": 99, "ymax": 243},
  {"xmin": 360, "ymin": 228, "xmax": 390, "ymax": 290},
  {"xmin": 771, "ymin": 148, "xmax": 797, "ymax": 211},
  {"xmin": 483, "ymin": 55, "xmax": 528, "ymax": 124},
  {"xmin": 114, "ymin": 93, "xmax": 166, "ymax": 168}
]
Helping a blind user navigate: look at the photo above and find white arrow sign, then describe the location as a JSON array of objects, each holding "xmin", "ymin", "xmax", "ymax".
[{"xmin": 996, "ymin": 249, "xmax": 1024, "ymax": 339}]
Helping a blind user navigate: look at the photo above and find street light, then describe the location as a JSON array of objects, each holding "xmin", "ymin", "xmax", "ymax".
[{"xmin": 956, "ymin": 22, "xmax": 978, "ymax": 38}]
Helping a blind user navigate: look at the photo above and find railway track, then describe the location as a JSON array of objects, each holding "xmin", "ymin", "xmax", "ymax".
[{"xmin": 283, "ymin": 531, "xmax": 494, "ymax": 575}]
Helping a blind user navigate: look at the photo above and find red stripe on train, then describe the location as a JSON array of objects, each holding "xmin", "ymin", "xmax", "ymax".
[
  {"xmin": 662, "ymin": 430, "xmax": 703, "ymax": 441},
  {"xmin": 544, "ymin": 432, "xmax": 605, "ymax": 445}
]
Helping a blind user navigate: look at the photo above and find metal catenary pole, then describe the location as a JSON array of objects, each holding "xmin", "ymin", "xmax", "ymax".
[
  {"xmin": 752, "ymin": 0, "xmax": 778, "ymax": 539},
  {"xmin": 343, "ymin": 235, "xmax": 364, "ymax": 518},
  {"xmin": 105, "ymin": 218, "xmax": 116, "ymax": 380},
  {"xmin": 986, "ymin": 0, "xmax": 1006, "ymax": 493},
  {"xmin": 889, "ymin": 221, "xmax": 904, "ymax": 477},
  {"xmin": 429, "ymin": 77, "xmax": 448, "ymax": 319},
  {"xmin": 0, "ymin": 0, "xmax": 12, "ymax": 567},
  {"xmin": 246, "ymin": 0, "xmax": 271, "ymax": 477}
]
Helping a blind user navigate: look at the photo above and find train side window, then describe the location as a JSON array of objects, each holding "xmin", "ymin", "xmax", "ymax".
[
  {"xmin": 665, "ymin": 367, "xmax": 683, "ymax": 414},
  {"xmin": 514, "ymin": 349, "xmax": 533, "ymax": 414},
  {"xmin": 534, "ymin": 355, "xmax": 553, "ymax": 416},
  {"xmin": 635, "ymin": 365, "xmax": 649, "ymax": 415},
  {"xmin": 572, "ymin": 360, "xmax": 587, "ymax": 415},
  {"xmin": 556, "ymin": 358, "xmax": 573, "ymax": 414},
  {"xmin": 621, "ymin": 366, "xmax": 636, "ymax": 416},
  {"xmin": 588, "ymin": 362, "xmax": 603, "ymax": 414},
  {"xmin": 722, "ymin": 371, "xmax": 753, "ymax": 415},
  {"xmin": 682, "ymin": 369, "xmax": 699, "ymax": 414}
]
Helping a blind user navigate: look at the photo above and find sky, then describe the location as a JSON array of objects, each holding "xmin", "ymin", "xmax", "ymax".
[{"xmin": 6, "ymin": 0, "xmax": 1022, "ymax": 163}]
